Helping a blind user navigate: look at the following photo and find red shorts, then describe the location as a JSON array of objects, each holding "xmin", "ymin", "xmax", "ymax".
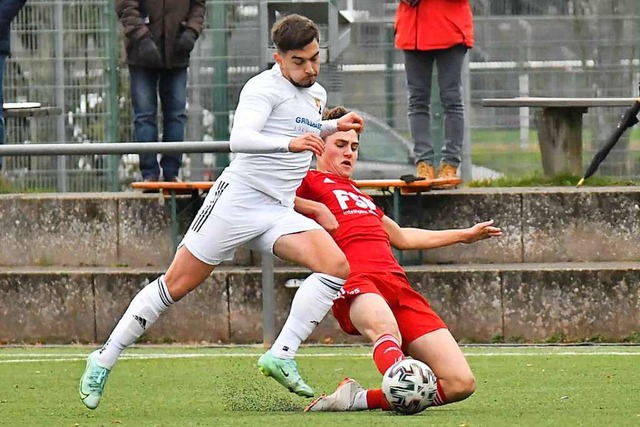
[{"xmin": 332, "ymin": 271, "xmax": 447, "ymax": 346}]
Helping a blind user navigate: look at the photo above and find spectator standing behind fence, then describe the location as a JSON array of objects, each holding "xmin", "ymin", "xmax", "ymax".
[
  {"xmin": 395, "ymin": 0, "xmax": 473, "ymax": 184},
  {"xmin": 116, "ymin": 0, "xmax": 206, "ymax": 183},
  {"xmin": 0, "ymin": 0, "xmax": 27, "ymax": 173}
]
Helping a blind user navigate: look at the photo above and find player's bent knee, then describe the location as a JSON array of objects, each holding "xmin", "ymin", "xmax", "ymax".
[
  {"xmin": 317, "ymin": 255, "xmax": 349, "ymax": 279},
  {"xmin": 446, "ymin": 373, "xmax": 476, "ymax": 401}
]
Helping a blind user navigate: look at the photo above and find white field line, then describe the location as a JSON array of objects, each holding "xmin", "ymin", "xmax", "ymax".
[{"xmin": 1, "ymin": 350, "xmax": 640, "ymax": 364}]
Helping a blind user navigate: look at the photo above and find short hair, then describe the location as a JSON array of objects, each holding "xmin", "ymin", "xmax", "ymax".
[
  {"xmin": 271, "ymin": 14, "xmax": 319, "ymax": 53},
  {"xmin": 322, "ymin": 106, "xmax": 349, "ymax": 121}
]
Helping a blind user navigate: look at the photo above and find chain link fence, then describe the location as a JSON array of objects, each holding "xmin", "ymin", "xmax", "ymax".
[{"xmin": 2, "ymin": 0, "xmax": 639, "ymax": 191}]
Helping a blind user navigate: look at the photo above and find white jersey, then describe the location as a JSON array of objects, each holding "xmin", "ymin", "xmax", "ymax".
[{"xmin": 223, "ymin": 64, "xmax": 328, "ymax": 207}]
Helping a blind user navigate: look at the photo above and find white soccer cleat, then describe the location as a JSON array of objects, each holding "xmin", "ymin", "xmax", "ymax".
[{"xmin": 304, "ymin": 378, "xmax": 364, "ymax": 412}]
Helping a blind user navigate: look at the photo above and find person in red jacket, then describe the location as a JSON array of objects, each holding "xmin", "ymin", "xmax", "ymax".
[{"xmin": 395, "ymin": 0, "xmax": 474, "ymax": 183}]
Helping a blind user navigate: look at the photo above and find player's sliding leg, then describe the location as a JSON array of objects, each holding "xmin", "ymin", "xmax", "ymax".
[
  {"xmin": 406, "ymin": 328, "xmax": 476, "ymax": 405},
  {"xmin": 79, "ymin": 246, "xmax": 215, "ymax": 409},
  {"xmin": 310, "ymin": 329, "xmax": 476, "ymax": 412},
  {"xmin": 258, "ymin": 229, "xmax": 349, "ymax": 397},
  {"xmin": 307, "ymin": 293, "xmax": 400, "ymax": 411},
  {"xmin": 360, "ymin": 283, "xmax": 474, "ymax": 409}
]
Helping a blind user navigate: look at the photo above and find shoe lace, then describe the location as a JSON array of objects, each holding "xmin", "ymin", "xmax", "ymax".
[{"xmin": 88, "ymin": 368, "xmax": 108, "ymax": 393}]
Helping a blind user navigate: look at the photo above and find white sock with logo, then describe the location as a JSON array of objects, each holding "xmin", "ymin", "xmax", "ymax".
[
  {"xmin": 94, "ymin": 276, "xmax": 174, "ymax": 369},
  {"xmin": 270, "ymin": 273, "xmax": 345, "ymax": 359}
]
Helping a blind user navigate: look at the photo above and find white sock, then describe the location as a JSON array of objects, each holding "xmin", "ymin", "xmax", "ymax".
[
  {"xmin": 351, "ymin": 390, "xmax": 369, "ymax": 410},
  {"xmin": 270, "ymin": 273, "xmax": 345, "ymax": 359},
  {"xmin": 94, "ymin": 275, "xmax": 174, "ymax": 369}
]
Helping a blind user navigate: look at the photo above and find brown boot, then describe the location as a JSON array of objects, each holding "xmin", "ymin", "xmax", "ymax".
[
  {"xmin": 416, "ymin": 161, "xmax": 436, "ymax": 180},
  {"xmin": 435, "ymin": 163, "xmax": 460, "ymax": 189},
  {"xmin": 438, "ymin": 163, "xmax": 458, "ymax": 179}
]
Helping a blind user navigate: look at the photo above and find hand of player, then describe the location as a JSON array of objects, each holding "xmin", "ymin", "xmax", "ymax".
[
  {"xmin": 336, "ymin": 111, "xmax": 364, "ymax": 134},
  {"xmin": 315, "ymin": 205, "xmax": 339, "ymax": 234},
  {"xmin": 288, "ymin": 133, "xmax": 325, "ymax": 156},
  {"xmin": 462, "ymin": 220, "xmax": 503, "ymax": 243}
]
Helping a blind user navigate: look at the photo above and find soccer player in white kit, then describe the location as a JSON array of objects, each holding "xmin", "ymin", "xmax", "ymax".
[{"xmin": 79, "ymin": 14, "xmax": 364, "ymax": 410}]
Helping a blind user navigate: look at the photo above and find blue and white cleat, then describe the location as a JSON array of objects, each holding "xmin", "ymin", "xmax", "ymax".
[
  {"xmin": 257, "ymin": 350, "xmax": 314, "ymax": 397},
  {"xmin": 78, "ymin": 351, "xmax": 111, "ymax": 410}
]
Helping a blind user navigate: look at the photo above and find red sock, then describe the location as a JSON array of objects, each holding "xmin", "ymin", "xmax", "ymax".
[
  {"xmin": 366, "ymin": 389, "xmax": 392, "ymax": 411},
  {"xmin": 372, "ymin": 334, "xmax": 404, "ymax": 375},
  {"xmin": 431, "ymin": 378, "xmax": 448, "ymax": 406}
]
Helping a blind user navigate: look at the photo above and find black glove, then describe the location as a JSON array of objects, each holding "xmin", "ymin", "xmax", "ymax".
[
  {"xmin": 137, "ymin": 34, "xmax": 163, "ymax": 68},
  {"xmin": 175, "ymin": 28, "xmax": 198, "ymax": 55},
  {"xmin": 401, "ymin": 0, "xmax": 420, "ymax": 5}
]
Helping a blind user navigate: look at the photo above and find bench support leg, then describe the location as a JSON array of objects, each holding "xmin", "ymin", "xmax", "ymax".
[
  {"xmin": 170, "ymin": 191, "xmax": 178, "ymax": 256},
  {"xmin": 392, "ymin": 187, "xmax": 404, "ymax": 265},
  {"xmin": 536, "ymin": 107, "xmax": 587, "ymax": 177}
]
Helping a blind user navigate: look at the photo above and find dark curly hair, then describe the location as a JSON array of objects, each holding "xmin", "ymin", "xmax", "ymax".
[
  {"xmin": 271, "ymin": 14, "xmax": 319, "ymax": 53},
  {"xmin": 322, "ymin": 106, "xmax": 349, "ymax": 121}
]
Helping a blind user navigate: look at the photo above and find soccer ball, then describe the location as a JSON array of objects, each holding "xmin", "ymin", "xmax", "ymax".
[{"xmin": 382, "ymin": 359, "xmax": 438, "ymax": 415}]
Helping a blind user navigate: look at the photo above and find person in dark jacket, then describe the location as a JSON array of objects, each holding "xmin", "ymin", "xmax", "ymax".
[
  {"xmin": 115, "ymin": 0, "xmax": 206, "ymax": 182},
  {"xmin": 0, "ymin": 0, "xmax": 27, "ymax": 171}
]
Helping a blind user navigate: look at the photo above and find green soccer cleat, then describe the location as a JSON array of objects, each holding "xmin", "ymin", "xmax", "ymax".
[
  {"xmin": 257, "ymin": 350, "xmax": 314, "ymax": 397},
  {"xmin": 78, "ymin": 351, "xmax": 111, "ymax": 410}
]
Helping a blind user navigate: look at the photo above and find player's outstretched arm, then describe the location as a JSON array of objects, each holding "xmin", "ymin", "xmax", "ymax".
[
  {"xmin": 383, "ymin": 217, "xmax": 502, "ymax": 251},
  {"xmin": 294, "ymin": 196, "xmax": 339, "ymax": 233}
]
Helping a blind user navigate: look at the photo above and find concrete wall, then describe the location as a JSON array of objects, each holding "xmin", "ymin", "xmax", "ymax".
[
  {"xmin": 2, "ymin": 188, "xmax": 640, "ymax": 343},
  {"xmin": 3, "ymin": 188, "xmax": 640, "ymax": 268},
  {"xmin": 394, "ymin": 187, "xmax": 640, "ymax": 264},
  {"xmin": 2, "ymin": 263, "xmax": 639, "ymax": 344}
]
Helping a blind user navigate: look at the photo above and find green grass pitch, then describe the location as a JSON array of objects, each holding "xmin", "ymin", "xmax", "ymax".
[{"xmin": 1, "ymin": 345, "xmax": 639, "ymax": 426}]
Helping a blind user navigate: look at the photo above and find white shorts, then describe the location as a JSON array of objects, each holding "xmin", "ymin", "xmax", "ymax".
[{"xmin": 180, "ymin": 178, "xmax": 322, "ymax": 265}]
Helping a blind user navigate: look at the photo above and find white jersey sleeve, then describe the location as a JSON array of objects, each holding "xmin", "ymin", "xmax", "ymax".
[
  {"xmin": 230, "ymin": 78, "xmax": 291, "ymax": 153},
  {"xmin": 319, "ymin": 119, "xmax": 338, "ymax": 138}
]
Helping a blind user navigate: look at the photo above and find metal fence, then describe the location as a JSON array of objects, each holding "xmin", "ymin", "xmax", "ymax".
[{"xmin": 2, "ymin": 0, "xmax": 640, "ymax": 191}]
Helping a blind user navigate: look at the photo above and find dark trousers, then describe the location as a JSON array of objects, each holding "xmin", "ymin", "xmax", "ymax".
[
  {"xmin": 404, "ymin": 44, "xmax": 467, "ymax": 167},
  {"xmin": 129, "ymin": 66, "xmax": 188, "ymax": 180}
]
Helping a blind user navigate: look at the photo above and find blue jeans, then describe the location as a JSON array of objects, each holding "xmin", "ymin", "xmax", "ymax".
[
  {"xmin": 129, "ymin": 66, "xmax": 188, "ymax": 180},
  {"xmin": 0, "ymin": 54, "xmax": 7, "ymax": 170},
  {"xmin": 404, "ymin": 45, "xmax": 467, "ymax": 167}
]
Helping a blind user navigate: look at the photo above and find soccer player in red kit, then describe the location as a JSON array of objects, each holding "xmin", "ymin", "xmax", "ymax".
[{"xmin": 296, "ymin": 106, "xmax": 502, "ymax": 412}]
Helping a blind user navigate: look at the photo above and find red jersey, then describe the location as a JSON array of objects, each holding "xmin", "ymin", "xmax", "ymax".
[{"xmin": 297, "ymin": 170, "xmax": 404, "ymax": 274}]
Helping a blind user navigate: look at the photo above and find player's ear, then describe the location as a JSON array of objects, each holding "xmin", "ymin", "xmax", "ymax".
[{"xmin": 273, "ymin": 51, "xmax": 282, "ymax": 65}]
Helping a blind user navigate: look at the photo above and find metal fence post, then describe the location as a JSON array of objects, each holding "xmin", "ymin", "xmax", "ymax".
[
  {"xmin": 106, "ymin": 1, "xmax": 120, "ymax": 191},
  {"xmin": 385, "ymin": 24, "xmax": 395, "ymax": 128},
  {"xmin": 53, "ymin": 1, "xmax": 67, "ymax": 192},
  {"xmin": 212, "ymin": 2, "xmax": 230, "ymax": 177}
]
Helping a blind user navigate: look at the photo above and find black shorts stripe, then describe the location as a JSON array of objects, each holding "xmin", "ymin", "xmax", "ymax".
[{"xmin": 191, "ymin": 181, "xmax": 229, "ymax": 233}]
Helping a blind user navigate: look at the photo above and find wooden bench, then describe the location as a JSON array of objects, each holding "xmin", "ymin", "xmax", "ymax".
[
  {"xmin": 482, "ymin": 97, "xmax": 637, "ymax": 176},
  {"xmin": 131, "ymin": 176, "xmax": 461, "ymax": 263},
  {"xmin": 2, "ymin": 103, "xmax": 63, "ymax": 154}
]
